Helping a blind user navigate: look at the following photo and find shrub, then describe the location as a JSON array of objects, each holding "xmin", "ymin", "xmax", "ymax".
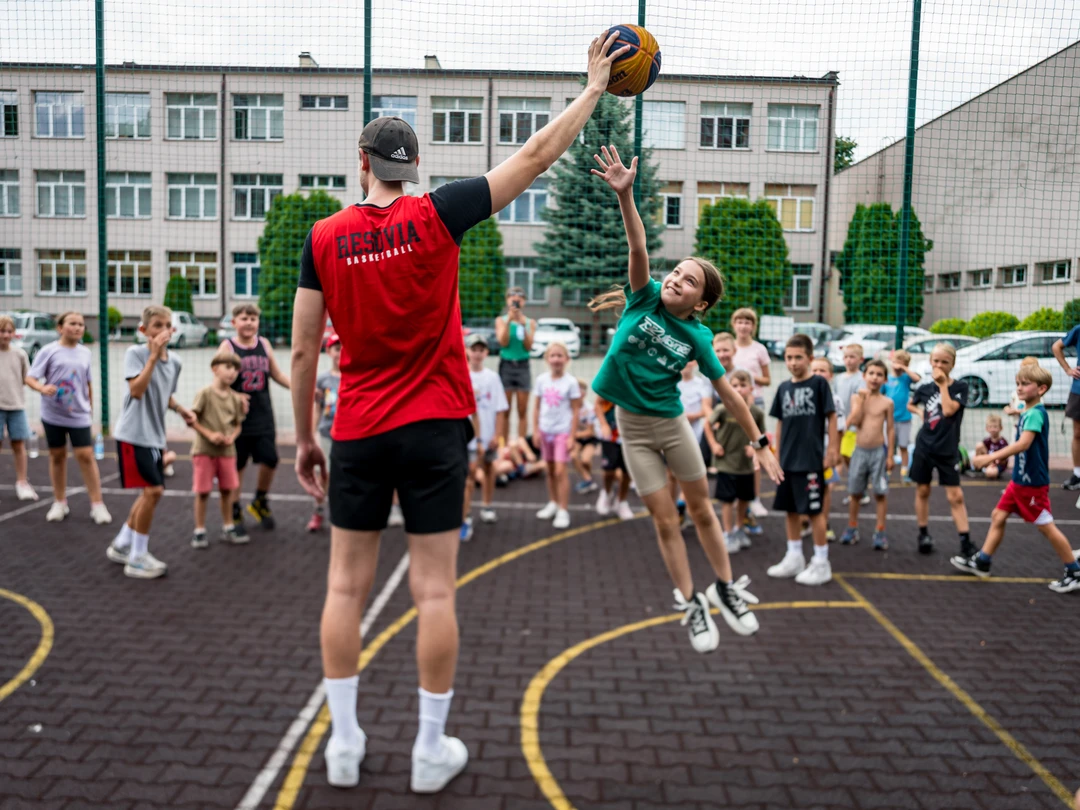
[
  {"xmin": 930, "ymin": 318, "xmax": 967, "ymax": 335},
  {"xmin": 1063, "ymin": 298, "xmax": 1080, "ymax": 330},
  {"xmin": 107, "ymin": 306, "xmax": 123, "ymax": 335},
  {"xmin": 82, "ymin": 330, "xmax": 95, "ymax": 344},
  {"xmin": 963, "ymin": 311, "xmax": 1019, "ymax": 339},
  {"xmin": 1018, "ymin": 307, "xmax": 1062, "ymax": 332},
  {"xmin": 163, "ymin": 275, "xmax": 193, "ymax": 316}
]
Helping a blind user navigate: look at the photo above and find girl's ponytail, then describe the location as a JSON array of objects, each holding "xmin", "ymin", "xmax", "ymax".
[{"xmin": 588, "ymin": 286, "xmax": 627, "ymax": 313}]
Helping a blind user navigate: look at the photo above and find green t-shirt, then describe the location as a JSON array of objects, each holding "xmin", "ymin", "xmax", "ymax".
[
  {"xmin": 498, "ymin": 315, "xmax": 532, "ymax": 362},
  {"xmin": 592, "ymin": 279, "xmax": 725, "ymax": 418}
]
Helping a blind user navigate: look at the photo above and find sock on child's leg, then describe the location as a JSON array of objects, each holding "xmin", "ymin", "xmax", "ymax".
[
  {"xmin": 416, "ymin": 688, "xmax": 453, "ymax": 758},
  {"xmin": 113, "ymin": 523, "xmax": 133, "ymax": 549},
  {"xmin": 130, "ymin": 531, "xmax": 149, "ymax": 558},
  {"xmin": 787, "ymin": 540, "xmax": 803, "ymax": 555},
  {"xmin": 813, "ymin": 544, "xmax": 829, "ymax": 562},
  {"xmin": 325, "ymin": 676, "xmax": 363, "ymax": 748}
]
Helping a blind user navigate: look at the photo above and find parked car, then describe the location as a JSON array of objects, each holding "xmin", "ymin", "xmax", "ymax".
[
  {"xmin": 530, "ymin": 318, "xmax": 582, "ymax": 359},
  {"xmin": 462, "ymin": 318, "xmax": 498, "ymax": 350},
  {"xmin": 824, "ymin": 324, "xmax": 931, "ymax": 369},
  {"xmin": 135, "ymin": 311, "xmax": 208, "ymax": 348},
  {"xmin": 217, "ymin": 313, "xmax": 237, "ymax": 342},
  {"xmin": 874, "ymin": 333, "xmax": 978, "ymax": 365},
  {"xmin": 911, "ymin": 331, "xmax": 1074, "ymax": 407},
  {"xmin": 765, "ymin": 321, "xmax": 833, "ymax": 358},
  {"xmin": 0, "ymin": 311, "xmax": 56, "ymax": 361}
]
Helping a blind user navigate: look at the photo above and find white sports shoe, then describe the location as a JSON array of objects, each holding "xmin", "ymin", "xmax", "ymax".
[
  {"xmin": 724, "ymin": 530, "xmax": 741, "ymax": 554},
  {"xmin": 767, "ymin": 551, "xmax": 806, "ymax": 579},
  {"xmin": 387, "ymin": 504, "xmax": 405, "ymax": 527},
  {"xmin": 105, "ymin": 542, "xmax": 130, "ymax": 564},
  {"xmin": 325, "ymin": 732, "xmax": 367, "ymax": 788},
  {"xmin": 411, "ymin": 735, "xmax": 468, "ymax": 793},
  {"xmin": 552, "ymin": 508, "xmax": 570, "ymax": 529},
  {"xmin": 90, "ymin": 503, "xmax": 113, "ymax": 525},
  {"xmin": 536, "ymin": 501, "xmax": 559, "ymax": 520},
  {"xmin": 15, "ymin": 481, "xmax": 39, "ymax": 501},
  {"xmin": 616, "ymin": 500, "xmax": 635, "ymax": 521},
  {"xmin": 124, "ymin": 551, "xmax": 168, "ymax": 580},
  {"xmin": 595, "ymin": 488, "xmax": 611, "ymax": 517},
  {"xmin": 706, "ymin": 576, "xmax": 761, "ymax": 636},
  {"xmin": 673, "ymin": 590, "xmax": 719, "ymax": 653},
  {"xmin": 45, "ymin": 501, "xmax": 69, "ymax": 522},
  {"xmin": 795, "ymin": 557, "xmax": 832, "ymax": 586},
  {"xmin": 479, "ymin": 508, "xmax": 497, "ymax": 524},
  {"xmin": 749, "ymin": 498, "xmax": 769, "ymax": 518}
]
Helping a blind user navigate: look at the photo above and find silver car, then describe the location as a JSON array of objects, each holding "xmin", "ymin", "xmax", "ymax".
[{"xmin": 0, "ymin": 311, "xmax": 56, "ymax": 361}]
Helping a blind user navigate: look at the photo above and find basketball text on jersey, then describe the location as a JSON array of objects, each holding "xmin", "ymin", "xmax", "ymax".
[{"xmin": 336, "ymin": 220, "xmax": 423, "ymax": 266}]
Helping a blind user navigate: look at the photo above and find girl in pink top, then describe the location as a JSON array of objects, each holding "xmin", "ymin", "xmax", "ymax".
[{"xmin": 730, "ymin": 308, "xmax": 771, "ymax": 407}]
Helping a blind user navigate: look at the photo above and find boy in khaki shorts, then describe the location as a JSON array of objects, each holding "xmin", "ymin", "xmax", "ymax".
[{"xmin": 841, "ymin": 359, "xmax": 895, "ymax": 550}]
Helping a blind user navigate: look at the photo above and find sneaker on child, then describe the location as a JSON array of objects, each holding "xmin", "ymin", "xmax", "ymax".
[
  {"xmin": 479, "ymin": 509, "xmax": 497, "ymax": 524},
  {"xmin": 615, "ymin": 500, "xmax": 635, "ymax": 521},
  {"xmin": 706, "ymin": 576, "xmax": 760, "ymax": 636},
  {"xmin": 536, "ymin": 501, "xmax": 558, "ymax": 521},
  {"xmin": 673, "ymin": 590, "xmax": 719, "ymax": 653},
  {"xmin": 325, "ymin": 731, "xmax": 367, "ymax": 788},
  {"xmin": 794, "ymin": 557, "xmax": 832, "ymax": 586},
  {"xmin": 767, "ymin": 551, "xmax": 806, "ymax": 579},
  {"xmin": 45, "ymin": 501, "xmax": 69, "ymax": 522},
  {"xmin": 411, "ymin": 735, "xmax": 469, "ymax": 794},
  {"xmin": 124, "ymin": 551, "xmax": 168, "ymax": 580},
  {"xmin": 552, "ymin": 509, "xmax": 570, "ymax": 530}
]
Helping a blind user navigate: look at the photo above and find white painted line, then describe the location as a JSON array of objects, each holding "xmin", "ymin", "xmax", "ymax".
[{"xmin": 234, "ymin": 551, "xmax": 410, "ymax": 810}]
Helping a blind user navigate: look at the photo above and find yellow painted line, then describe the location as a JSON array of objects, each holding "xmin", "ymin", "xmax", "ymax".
[
  {"xmin": 834, "ymin": 576, "xmax": 1073, "ymax": 807},
  {"xmin": 0, "ymin": 588, "xmax": 54, "ymax": 703},
  {"xmin": 840, "ymin": 572, "xmax": 1054, "ymax": 584},
  {"xmin": 521, "ymin": 600, "xmax": 861, "ymax": 810}
]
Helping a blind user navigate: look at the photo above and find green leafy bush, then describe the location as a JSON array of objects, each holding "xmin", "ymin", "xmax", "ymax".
[
  {"xmin": 1062, "ymin": 298, "xmax": 1080, "ymax": 330},
  {"xmin": 163, "ymin": 274, "xmax": 194, "ymax": 316},
  {"xmin": 930, "ymin": 318, "xmax": 966, "ymax": 335},
  {"xmin": 107, "ymin": 306, "xmax": 123, "ymax": 334},
  {"xmin": 963, "ymin": 311, "xmax": 1019, "ymax": 339},
  {"xmin": 1018, "ymin": 308, "xmax": 1062, "ymax": 332}
]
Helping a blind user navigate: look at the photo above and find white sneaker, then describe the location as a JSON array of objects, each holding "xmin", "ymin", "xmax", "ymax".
[
  {"xmin": 737, "ymin": 529, "xmax": 753, "ymax": 550},
  {"xmin": 90, "ymin": 503, "xmax": 113, "ymax": 525},
  {"xmin": 105, "ymin": 542, "xmax": 130, "ymax": 564},
  {"xmin": 767, "ymin": 551, "xmax": 806, "ymax": 579},
  {"xmin": 387, "ymin": 504, "xmax": 404, "ymax": 527},
  {"xmin": 479, "ymin": 508, "xmax": 497, "ymax": 524},
  {"xmin": 15, "ymin": 481, "xmax": 39, "ymax": 501},
  {"xmin": 552, "ymin": 509, "xmax": 570, "ymax": 529},
  {"xmin": 45, "ymin": 501, "xmax": 69, "ymax": 522},
  {"xmin": 706, "ymin": 576, "xmax": 761, "ymax": 636},
  {"xmin": 724, "ymin": 531, "xmax": 741, "ymax": 554},
  {"xmin": 411, "ymin": 735, "xmax": 468, "ymax": 793},
  {"xmin": 536, "ymin": 501, "xmax": 559, "ymax": 520},
  {"xmin": 795, "ymin": 557, "xmax": 832, "ymax": 586},
  {"xmin": 595, "ymin": 488, "xmax": 611, "ymax": 517},
  {"xmin": 124, "ymin": 551, "xmax": 168, "ymax": 580},
  {"xmin": 615, "ymin": 500, "xmax": 635, "ymax": 521},
  {"xmin": 325, "ymin": 731, "xmax": 367, "ymax": 788},
  {"xmin": 673, "ymin": 590, "xmax": 719, "ymax": 653},
  {"xmin": 163, "ymin": 463, "xmax": 175, "ymax": 478},
  {"xmin": 749, "ymin": 498, "xmax": 769, "ymax": 518}
]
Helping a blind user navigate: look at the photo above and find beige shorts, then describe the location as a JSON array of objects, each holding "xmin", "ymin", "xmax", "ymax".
[{"xmin": 615, "ymin": 406, "xmax": 707, "ymax": 497}]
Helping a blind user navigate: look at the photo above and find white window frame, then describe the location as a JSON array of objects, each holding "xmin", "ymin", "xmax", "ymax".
[
  {"xmin": 37, "ymin": 249, "xmax": 87, "ymax": 296},
  {"xmin": 699, "ymin": 102, "xmax": 750, "ymax": 150},
  {"xmin": 938, "ymin": 272, "xmax": 961, "ymax": 292},
  {"xmin": 34, "ymin": 92, "xmax": 85, "ymax": 138},
  {"xmin": 696, "ymin": 183, "xmax": 750, "ymax": 224},
  {"xmin": 662, "ymin": 193, "xmax": 682, "ymax": 228},
  {"xmin": 233, "ymin": 174, "xmax": 283, "ymax": 221},
  {"xmin": 167, "ymin": 251, "xmax": 218, "ymax": 299},
  {"xmin": 497, "ymin": 178, "xmax": 548, "ymax": 225},
  {"xmin": 233, "ymin": 252, "xmax": 260, "ymax": 298},
  {"xmin": 1, "ymin": 91, "xmax": 18, "ymax": 138},
  {"xmin": 105, "ymin": 92, "xmax": 151, "ymax": 139},
  {"xmin": 167, "ymin": 173, "xmax": 218, "ymax": 220},
  {"xmin": 498, "ymin": 97, "xmax": 550, "ymax": 145},
  {"xmin": 1000, "ymin": 265, "xmax": 1027, "ymax": 287},
  {"xmin": 764, "ymin": 184, "xmax": 815, "ymax": 232},
  {"xmin": 1039, "ymin": 259, "xmax": 1071, "ymax": 285},
  {"xmin": 766, "ymin": 104, "xmax": 819, "ymax": 152},
  {"xmin": 0, "ymin": 248, "xmax": 22, "ymax": 295},
  {"xmin": 165, "ymin": 93, "xmax": 218, "ymax": 140},
  {"xmin": 923, "ymin": 274, "xmax": 935, "ymax": 293},
  {"xmin": 506, "ymin": 257, "xmax": 548, "ymax": 304},
  {"xmin": 106, "ymin": 250, "xmax": 152, "ymax": 297},
  {"xmin": 372, "ymin": 96, "xmax": 417, "ymax": 128},
  {"xmin": 432, "ymin": 97, "xmax": 483, "ymax": 144},
  {"xmin": 0, "ymin": 170, "xmax": 19, "ymax": 216},
  {"xmin": 300, "ymin": 94, "xmax": 348, "ymax": 110},
  {"xmin": 36, "ymin": 170, "xmax": 86, "ymax": 218},
  {"xmin": 105, "ymin": 172, "xmax": 151, "ymax": 219},
  {"xmin": 233, "ymin": 94, "xmax": 284, "ymax": 141},
  {"xmin": 299, "ymin": 174, "xmax": 346, "ymax": 190},
  {"xmin": 784, "ymin": 264, "xmax": 814, "ymax": 310},
  {"xmin": 967, "ymin": 268, "xmax": 992, "ymax": 289}
]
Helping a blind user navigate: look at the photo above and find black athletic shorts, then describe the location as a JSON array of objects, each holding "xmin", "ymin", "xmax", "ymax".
[
  {"xmin": 117, "ymin": 441, "xmax": 164, "ymax": 489},
  {"xmin": 773, "ymin": 470, "xmax": 825, "ymax": 515},
  {"xmin": 1066, "ymin": 392, "xmax": 1080, "ymax": 422},
  {"xmin": 235, "ymin": 432, "xmax": 279, "ymax": 470},
  {"xmin": 909, "ymin": 448, "xmax": 962, "ymax": 487},
  {"xmin": 576, "ymin": 436, "xmax": 600, "ymax": 447},
  {"xmin": 600, "ymin": 440, "xmax": 628, "ymax": 474},
  {"xmin": 714, "ymin": 471, "xmax": 755, "ymax": 504},
  {"xmin": 330, "ymin": 418, "xmax": 472, "ymax": 534},
  {"xmin": 42, "ymin": 420, "xmax": 92, "ymax": 450}
]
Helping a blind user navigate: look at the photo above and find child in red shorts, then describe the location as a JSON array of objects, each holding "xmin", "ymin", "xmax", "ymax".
[
  {"xmin": 950, "ymin": 363, "xmax": 1080, "ymax": 593},
  {"xmin": 190, "ymin": 351, "xmax": 247, "ymax": 548}
]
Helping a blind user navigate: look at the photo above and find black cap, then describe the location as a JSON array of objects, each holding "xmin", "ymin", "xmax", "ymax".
[{"xmin": 358, "ymin": 116, "xmax": 420, "ymax": 184}]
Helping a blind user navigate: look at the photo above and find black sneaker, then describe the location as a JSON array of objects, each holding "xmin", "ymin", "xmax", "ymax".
[
  {"xmin": 247, "ymin": 499, "xmax": 275, "ymax": 530},
  {"xmin": 232, "ymin": 517, "xmax": 249, "ymax": 541},
  {"xmin": 950, "ymin": 553, "xmax": 990, "ymax": 579},
  {"xmin": 191, "ymin": 530, "xmax": 209, "ymax": 550},
  {"xmin": 232, "ymin": 501, "xmax": 243, "ymax": 523},
  {"xmin": 959, "ymin": 537, "xmax": 978, "ymax": 559},
  {"xmin": 1062, "ymin": 474, "xmax": 1080, "ymax": 491},
  {"xmin": 706, "ymin": 577, "xmax": 760, "ymax": 637},
  {"xmin": 1048, "ymin": 569, "xmax": 1080, "ymax": 593},
  {"xmin": 918, "ymin": 531, "xmax": 934, "ymax": 555}
]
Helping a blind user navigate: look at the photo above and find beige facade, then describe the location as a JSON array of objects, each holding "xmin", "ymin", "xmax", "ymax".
[
  {"xmin": 1, "ymin": 61, "xmax": 837, "ymax": 340},
  {"xmin": 828, "ymin": 41, "xmax": 1080, "ymax": 327}
]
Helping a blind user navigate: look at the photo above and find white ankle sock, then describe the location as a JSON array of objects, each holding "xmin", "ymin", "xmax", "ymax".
[
  {"xmin": 130, "ymin": 531, "xmax": 149, "ymax": 558},
  {"xmin": 1074, "ymin": 466, "xmax": 1080, "ymax": 478},
  {"xmin": 113, "ymin": 524, "xmax": 133, "ymax": 549},
  {"xmin": 814, "ymin": 544, "xmax": 830, "ymax": 562},
  {"xmin": 324, "ymin": 675, "xmax": 363, "ymax": 748},
  {"xmin": 416, "ymin": 687, "xmax": 453, "ymax": 758},
  {"xmin": 787, "ymin": 540, "xmax": 803, "ymax": 555}
]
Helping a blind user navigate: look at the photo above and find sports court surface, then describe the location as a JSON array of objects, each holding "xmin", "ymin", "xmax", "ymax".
[{"xmin": 2, "ymin": 444, "xmax": 1078, "ymax": 810}]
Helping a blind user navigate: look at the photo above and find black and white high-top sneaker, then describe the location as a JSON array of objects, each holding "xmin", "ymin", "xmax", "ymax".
[
  {"xmin": 949, "ymin": 553, "xmax": 991, "ymax": 579},
  {"xmin": 1048, "ymin": 569, "xmax": 1080, "ymax": 594},
  {"xmin": 673, "ymin": 590, "xmax": 719, "ymax": 653},
  {"xmin": 706, "ymin": 576, "xmax": 760, "ymax": 636}
]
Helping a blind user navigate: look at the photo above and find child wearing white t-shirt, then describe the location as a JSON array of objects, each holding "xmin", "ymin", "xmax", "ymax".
[
  {"xmin": 531, "ymin": 343, "xmax": 581, "ymax": 530},
  {"xmin": 461, "ymin": 335, "xmax": 510, "ymax": 541}
]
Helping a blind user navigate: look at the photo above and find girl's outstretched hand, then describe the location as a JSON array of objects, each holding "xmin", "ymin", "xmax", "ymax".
[{"xmin": 591, "ymin": 145, "xmax": 638, "ymax": 195}]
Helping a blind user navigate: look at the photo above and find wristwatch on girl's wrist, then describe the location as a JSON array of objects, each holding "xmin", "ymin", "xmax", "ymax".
[{"xmin": 750, "ymin": 434, "xmax": 770, "ymax": 450}]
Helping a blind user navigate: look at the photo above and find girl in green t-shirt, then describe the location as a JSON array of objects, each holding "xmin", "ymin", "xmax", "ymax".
[{"xmin": 588, "ymin": 145, "xmax": 783, "ymax": 655}]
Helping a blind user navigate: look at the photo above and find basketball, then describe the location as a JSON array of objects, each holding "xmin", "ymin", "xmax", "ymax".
[{"xmin": 605, "ymin": 24, "xmax": 662, "ymax": 97}]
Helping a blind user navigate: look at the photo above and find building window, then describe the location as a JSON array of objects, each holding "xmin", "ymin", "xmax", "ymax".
[
  {"xmin": 938, "ymin": 272, "xmax": 961, "ymax": 292},
  {"xmin": 105, "ymin": 172, "xmax": 151, "ymax": 218},
  {"xmin": 105, "ymin": 93, "xmax": 150, "ymax": 139},
  {"xmin": 299, "ymin": 174, "xmax": 346, "ymax": 190},
  {"xmin": 106, "ymin": 250, "xmax": 152, "ymax": 296},
  {"xmin": 1038, "ymin": 259, "xmax": 1071, "ymax": 284},
  {"xmin": 700, "ymin": 102, "xmax": 750, "ymax": 150},
  {"xmin": 506, "ymin": 257, "xmax": 547, "ymax": 304},
  {"xmin": 432, "ymin": 97, "xmax": 483, "ymax": 144},
  {"xmin": 233, "ymin": 174, "xmax": 283, "ymax": 220},
  {"xmin": 233, "ymin": 252, "xmax": 260, "ymax": 298},
  {"xmin": 166, "ymin": 93, "xmax": 217, "ymax": 140},
  {"xmin": 167, "ymin": 173, "xmax": 217, "ymax": 219},
  {"xmin": 300, "ymin": 94, "xmax": 347, "ymax": 110},
  {"xmin": 498, "ymin": 97, "xmax": 550, "ymax": 145},
  {"xmin": 658, "ymin": 181, "xmax": 682, "ymax": 228},
  {"xmin": 497, "ymin": 178, "xmax": 548, "ymax": 224},
  {"xmin": 233, "ymin": 94, "xmax": 284, "ymax": 141},
  {"xmin": 0, "ymin": 248, "xmax": 22, "ymax": 294},
  {"xmin": 696, "ymin": 182, "xmax": 750, "ymax": 223},
  {"xmin": 764, "ymin": 184, "xmax": 815, "ymax": 231},
  {"xmin": 1000, "ymin": 265, "xmax": 1027, "ymax": 287},
  {"xmin": 767, "ymin": 104, "xmax": 818, "ymax": 152},
  {"xmin": 34, "ymin": 92, "xmax": 84, "ymax": 138},
  {"xmin": 37, "ymin": 249, "xmax": 87, "ymax": 295},
  {"xmin": 36, "ymin": 171, "xmax": 85, "ymax": 218},
  {"xmin": 781, "ymin": 264, "xmax": 813, "ymax": 310},
  {"xmin": 168, "ymin": 251, "xmax": 217, "ymax": 298},
  {"xmin": 1, "ymin": 91, "xmax": 17, "ymax": 137},
  {"xmin": 372, "ymin": 95, "xmax": 417, "ymax": 128},
  {"xmin": 0, "ymin": 170, "xmax": 18, "ymax": 216},
  {"xmin": 639, "ymin": 101, "xmax": 685, "ymax": 150},
  {"xmin": 967, "ymin": 268, "xmax": 992, "ymax": 289},
  {"xmin": 923, "ymin": 274, "xmax": 935, "ymax": 293}
]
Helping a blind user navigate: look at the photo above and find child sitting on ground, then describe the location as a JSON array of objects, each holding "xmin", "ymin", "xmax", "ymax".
[{"xmin": 975, "ymin": 414, "xmax": 1009, "ymax": 480}]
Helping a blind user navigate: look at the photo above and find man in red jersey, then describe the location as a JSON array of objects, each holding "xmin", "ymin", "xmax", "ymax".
[{"xmin": 290, "ymin": 32, "xmax": 629, "ymax": 795}]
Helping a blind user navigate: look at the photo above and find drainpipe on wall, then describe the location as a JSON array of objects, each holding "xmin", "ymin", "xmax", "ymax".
[
  {"xmin": 486, "ymin": 77, "xmax": 493, "ymax": 172},
  {"xmin": 219, "ymin": 72, "xmax": 227, "ymax": 323},
  {"xmin": 817, "ymin": 76, "xmax": 837, "ymax": 323}
]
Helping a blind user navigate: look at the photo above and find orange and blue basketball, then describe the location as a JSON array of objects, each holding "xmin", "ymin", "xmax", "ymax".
[{"xmin": 605, "ymin": 24, "xmax": 662, "ymax": 97}]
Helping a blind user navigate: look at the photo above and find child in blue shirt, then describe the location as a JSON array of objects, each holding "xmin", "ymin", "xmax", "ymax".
[{"xmin": 883, "ymin": 349, "xmax": 920, "ymax": 479}]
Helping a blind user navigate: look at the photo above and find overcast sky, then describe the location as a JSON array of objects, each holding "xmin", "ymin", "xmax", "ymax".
[{"xmin": 5, "ymin": 0, "xmax": 1078, "ymax": 161}]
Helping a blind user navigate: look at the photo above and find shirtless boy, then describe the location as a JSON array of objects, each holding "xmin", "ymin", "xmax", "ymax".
[{"xmin": 840, "ymin": 359, "xmax": 895, "ymax": 550}]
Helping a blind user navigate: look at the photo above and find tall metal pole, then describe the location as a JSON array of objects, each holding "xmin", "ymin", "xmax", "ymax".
[
  {"xmin": 362, "ymin": 0, "xmax": 372, "ymax": 125},
  {"xmin": 631, "ymin": 0, "xmax": 645, "ymax": 205},
  {"xmin": 895, "ymin": 0, "xmax": 921, "ymax": 350},
  {"xmin": 95, "ymin": 0, "xmax": 110, "ymax": 433}
]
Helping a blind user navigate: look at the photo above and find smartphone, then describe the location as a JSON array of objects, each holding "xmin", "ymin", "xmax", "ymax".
[{"xmin": 511, "ymin": 301, "xmax": 520, "ymax": 309}]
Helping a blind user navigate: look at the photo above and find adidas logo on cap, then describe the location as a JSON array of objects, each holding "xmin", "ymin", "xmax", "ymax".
[{"xmin": 390, "ymin": 147, "xmax": 409, "ymax": 161}]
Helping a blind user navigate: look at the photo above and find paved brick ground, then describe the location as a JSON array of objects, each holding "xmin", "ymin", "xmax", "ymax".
[{"xmin": 1, "ymin": 444, "xmax": 1078, "ymax": 810}]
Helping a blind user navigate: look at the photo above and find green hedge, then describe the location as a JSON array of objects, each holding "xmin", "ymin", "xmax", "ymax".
[
  {"xmin": 963, "ymin": 311, "xmax": 1019, "ymax": 339},
  {"xmin": 930, "ymin": 318, "xmax": 967, "ymax": 335},
  {"xmin": 1018, "ymin": 307, "xmax": 1063, "ymax": 332},
  {"xmin": 1063, "ymin": 298, "xmax": 1080, "ymax": 330}
]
